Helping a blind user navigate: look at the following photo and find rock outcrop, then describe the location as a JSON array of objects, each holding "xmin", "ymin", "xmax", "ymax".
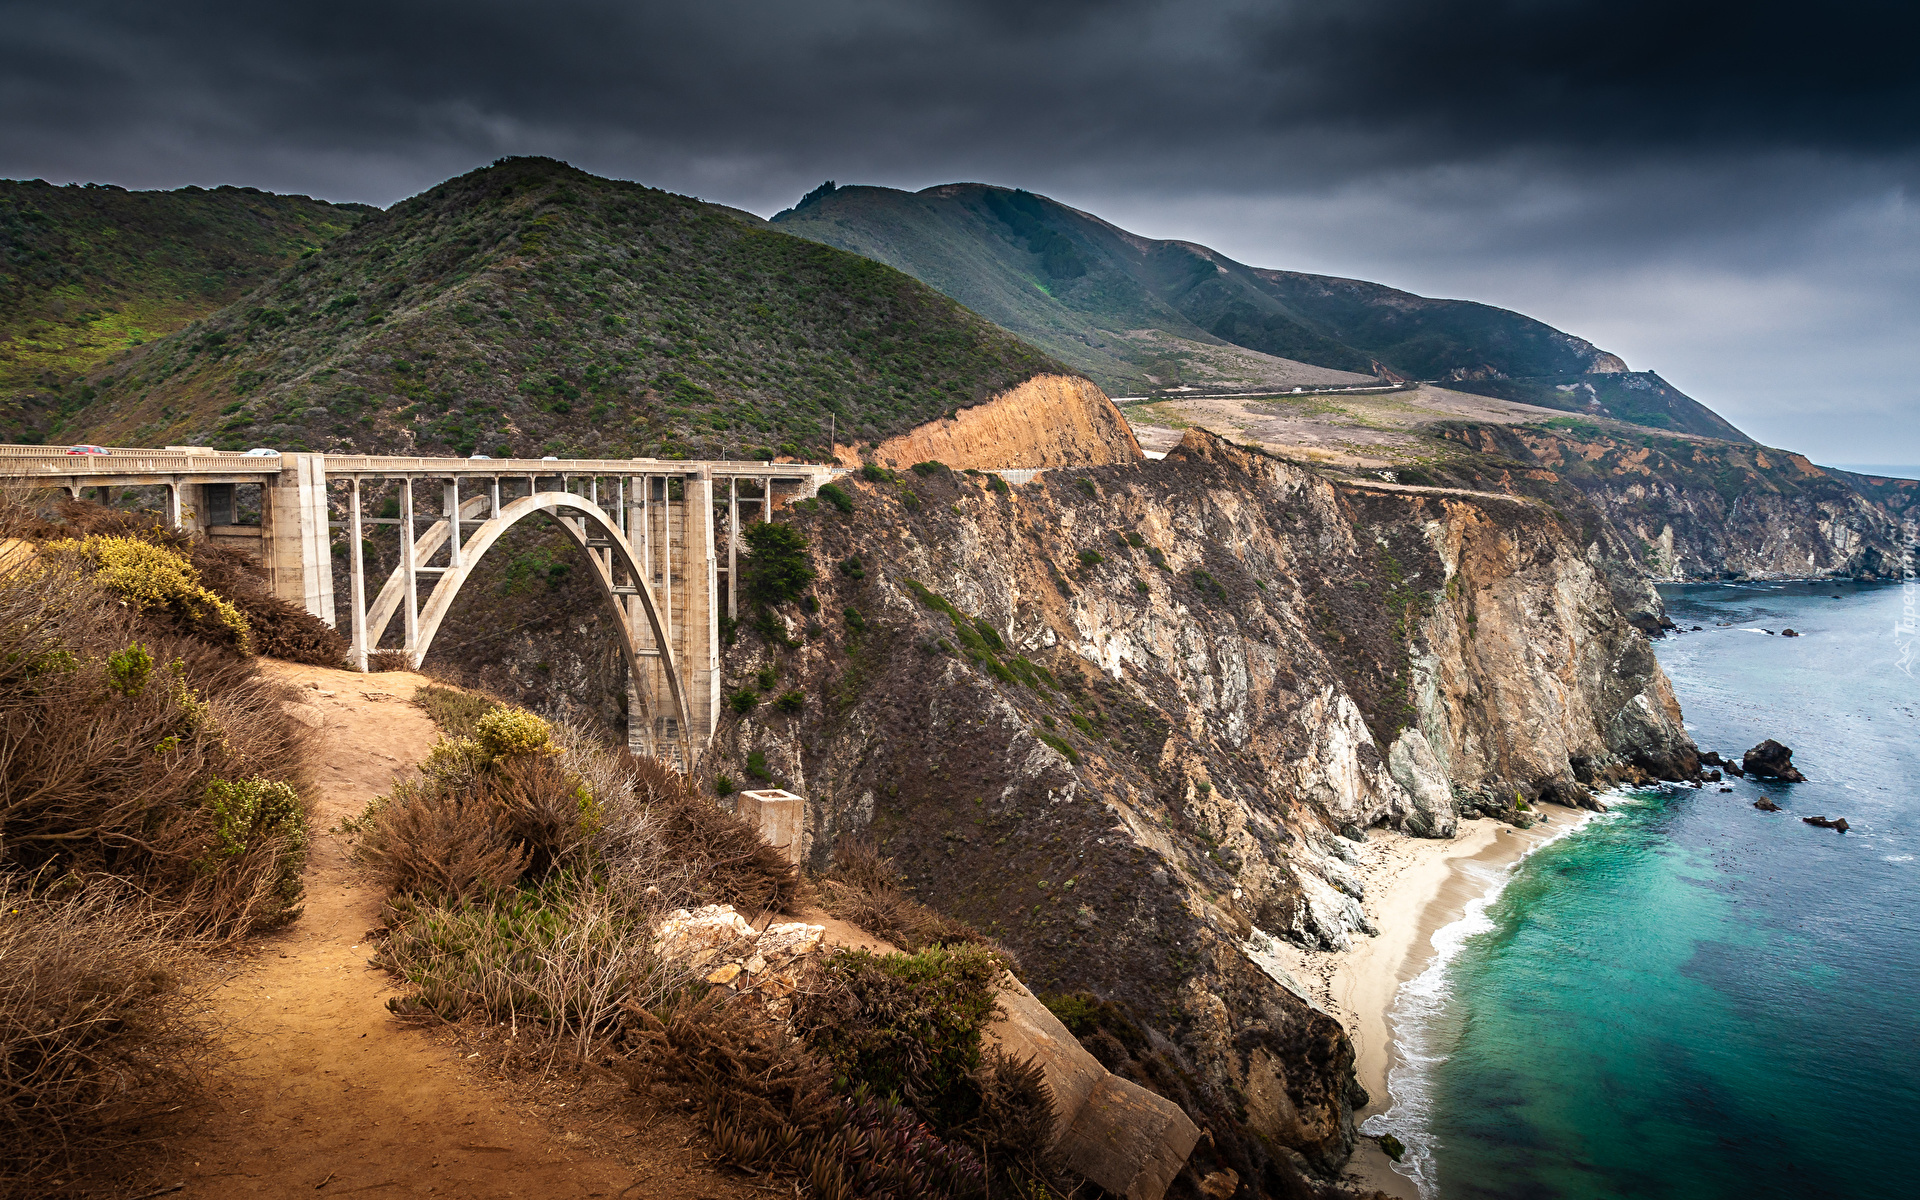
[
  {"xmin": 709, "ymin": 427, "xmax": 1695, "ymax": 1188},
  {"xmin": 653, "ymin": 905, "xmax": 825, "ymax": 1019},
  {"xmin": 839, "ymin": 373, "xmax": 1142, "ymax": 470},
  {"xmin": 1743, "ymin": 740, "xmax": 1806, "ymax": 782}
]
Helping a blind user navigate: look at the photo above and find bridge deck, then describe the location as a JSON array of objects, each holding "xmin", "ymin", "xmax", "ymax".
[{"xmin": 0, "ymin": 446, "xmax": 840, "ymax": 487}]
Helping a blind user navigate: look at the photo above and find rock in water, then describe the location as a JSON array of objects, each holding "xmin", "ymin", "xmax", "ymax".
[
  {"xmin": 1754, "ymin": 798, "xmax": 1781, "ymax": 812},
  {"xmin": 1743, "ymin": 740, "xmax": 1806, "ymax": 781},
  {"xmin": 1781, "ymin": 628, "xmax": 1800, "ymax": 637},
  {"xmin": 1802, "ymin": 815, "xmax": 1849, "ymax": 831}
]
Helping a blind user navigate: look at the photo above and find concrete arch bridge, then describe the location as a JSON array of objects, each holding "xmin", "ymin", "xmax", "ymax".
[{"xmin": 0, "ymin": 446, "xmax": 842, "ymax": 768}]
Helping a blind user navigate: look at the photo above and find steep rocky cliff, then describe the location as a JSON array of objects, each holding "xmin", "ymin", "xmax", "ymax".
[
  {"xmin": 1417, "ymin": 421, "xmax": 1920, "ymax": 587},
  {"xmin": 705, "ymin": 429, "xmax": 1696, "ymax": 1191}
]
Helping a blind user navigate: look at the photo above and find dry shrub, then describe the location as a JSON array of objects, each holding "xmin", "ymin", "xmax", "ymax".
[
  {"xmin": 621, "ymin": 990, "xmax": 989, "ymax": 1200},
  {"xmin": 818, "ymin": 838, "xmax": 999, "ymax": 956},
  {"xmin": 486, "ymin": 756, "xmax": 592, "ymax": 878},
  {"xmin": 0, "ymin": 876, "xmax": 216, "ymax": 1193},
  {"xmin": 630, "ymin": 752, "xmax": 802, "ymax": 915},
  {"xmin": 366, "ymin": 649, "xmax": 412, "ymax": 671},
  {"xmin": 359, "ymin": 782, "xmax": 527, "ymax": 903},
  {"xmin": 0, "ymin": 559, "xmax": 311, "ymax": 939}
]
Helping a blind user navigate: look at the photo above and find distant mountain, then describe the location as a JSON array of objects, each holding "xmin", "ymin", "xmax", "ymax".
[
  {"xmin": 48, "ymin": 159, "xmax": 1064, "ymax": 456},
  {"xmin": 772, "ymin": 182, "xmax": 1749, "ymax": 441},
  {"xmin": 0, "ymin": 180, "xmax": 369, "ymax": 441}
]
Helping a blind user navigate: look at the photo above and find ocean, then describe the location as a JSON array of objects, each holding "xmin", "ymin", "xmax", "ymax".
[{"xmin": 1364, "ymin": 580, "xmax": 1920, "ymax": 1199}]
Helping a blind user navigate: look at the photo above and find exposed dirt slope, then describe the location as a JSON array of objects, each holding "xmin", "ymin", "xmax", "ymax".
[
  {"xmin": 842, "ymin": 372, "xmax": 1142, "ymax": 469},
  {"xmin": 107, "ymin": 661, "xmax": 753, "ymax": 1200}
]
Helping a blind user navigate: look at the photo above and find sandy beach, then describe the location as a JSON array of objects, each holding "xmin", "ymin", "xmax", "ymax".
[{"xmin": 1259, "ymin": 806, "xmax": 1590, "ymax": 1198}]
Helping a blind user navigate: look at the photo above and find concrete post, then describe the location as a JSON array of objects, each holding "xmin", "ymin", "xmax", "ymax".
[{"xmin": 737, "ymin": 789, "xmax": 804, "ymax": 866}]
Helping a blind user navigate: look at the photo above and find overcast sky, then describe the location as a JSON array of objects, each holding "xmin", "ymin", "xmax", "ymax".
[{"xmin": 5, "ymin": 0, "xmax": 1918, "ymax": 462}]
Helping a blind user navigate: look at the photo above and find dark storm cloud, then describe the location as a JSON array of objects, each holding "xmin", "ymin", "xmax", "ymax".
[
  {"xmin": 2, "ymin": 1, "xmax": 1917, "ymax": 458},
  {"xmin": 7, "ymin": 0, "xmax": 1917, "ymax": 205}
]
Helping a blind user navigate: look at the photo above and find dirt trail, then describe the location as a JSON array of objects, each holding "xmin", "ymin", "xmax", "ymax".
[{"xmin": 141, "ymin": 661, "xmax": 754, "ymax": 1200}]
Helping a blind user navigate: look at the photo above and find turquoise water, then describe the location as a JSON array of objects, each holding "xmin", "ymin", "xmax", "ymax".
[{"xmin": 1365, "ymin": 581, "xmax": 1920, "ymax": 1199}]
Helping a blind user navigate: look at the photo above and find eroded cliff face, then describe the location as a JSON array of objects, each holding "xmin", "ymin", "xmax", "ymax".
[
  {"xmin": 1429, "ymin": 423, "xmax": 1920, "ymax": 586},
  {"xmin": 709, "ymin": 430, "xmax": 1694, "ymax": 1190},
  {"xmin": 834, "ymin": 372, "xmax": 1141, "ymax": 469}
]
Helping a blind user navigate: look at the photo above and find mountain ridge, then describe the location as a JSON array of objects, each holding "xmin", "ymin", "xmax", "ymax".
[
  {"xmin": 33, "ymin": 159, "xmax": 1067, "ymax": 457},
  {"xmin": 771, "ymin": 181, "xmax": 1750, "ymax": 441}
]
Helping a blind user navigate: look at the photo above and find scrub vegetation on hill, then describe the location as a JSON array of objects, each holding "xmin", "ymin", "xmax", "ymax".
[
  {"xmin": 54, "ymin": 158, "xmax": 1065, "ymax": 458},
  {"xmin": 0, "ymin": 180, "xmax": 367, "ymax": 441}
]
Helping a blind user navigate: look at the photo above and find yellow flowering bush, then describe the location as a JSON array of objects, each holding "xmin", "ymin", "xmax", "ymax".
[
  {"xmin": 474, "ymin": 705, "xmax": 559, "ymax": 759},
  {"xmin": 47, "ymin": 535, "xmax": 251, "ymax": 650}
]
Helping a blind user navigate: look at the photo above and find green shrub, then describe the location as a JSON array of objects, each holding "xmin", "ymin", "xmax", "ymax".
[
  {"xmin": 199, "ymin": 775, "xmax": 309, "ymax": 915},
  {"xmin": 106, "ymin": 641, "xmax": 153, "ymax": 696},
  {"xmin": 1123, "ymin": 531, "xmax": 1147, "ymax": 548},
  {"xmin": 987, "ymin": 474, "xmax": 1009, "ymax": 495},
  {"xmin": 775, "ymin": 689, "xmax": 804, "ymax": 714},
  {"xmin": 817, "ymin": 482, "xmax": 855, "ymax": 513},
  {"xmin": 1075, "ymin": 477, "xmax": 1098, "ymax": 499},
  {"xmin": 756, "ymin": 664, "xmax": 779, "ymax": 690},
  {"xmin": 714, "ymin": 774, "xmax": 736, "ymax": 796},
  {"xmin": 729, "ymin": 689, "xmax": 762, "ymax": 714},
  {"xmin": 746, "ymin": 749, "xmax": 774, "ymax": 783},
  {"xmin": 1035, "ymin": 730, "xmax": 1079, "ymax": 764},
  {"xmin": 793, "ymin": 944, "xmax": 1007, "ymax": 1129},
  {"xmin": 1077, "ymin": 548, "xmax": 1103, "ymax": 568},
  {"xmin": 743, "ymin": 521, "xmax": 817, "ymax": 606},
  {"xmin": 49, "ymin": 534, "xmax": 250, "ymax": 650},
  {"xmin": 844, "ymin": 606, "xmax": 866, "ymax": 632},
  {"xmin": 838, "ymin": 554, "xmax": 866, "ymax": 579},
  {"xmin": 1190, "ymin": 568, "xmax": 1228, "ymax": 603}
]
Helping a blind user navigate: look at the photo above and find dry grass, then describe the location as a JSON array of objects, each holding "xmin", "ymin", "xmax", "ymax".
[
  {"xmin": 412, "ymin": 683, "xmax": 501, "ymax": 738},
  {"xmin": 380, "ymin": 865, "xmax": 690, "ymax": 1064},
  {"xmin": 0, "ymin": 877, "xmax": 217, "ymax": 1194}
]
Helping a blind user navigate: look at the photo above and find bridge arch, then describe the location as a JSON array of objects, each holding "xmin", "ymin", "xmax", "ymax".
[{"xmin": 410, "ymin": 490, "xmax": 694, "ymax": 765}]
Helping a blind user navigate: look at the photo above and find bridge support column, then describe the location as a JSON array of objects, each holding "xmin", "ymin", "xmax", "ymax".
[
  {"xmin": 264, "ymin": 453, "xmax": 335, "ymax": 626},
  {"xmin": 685, "ymin": 468, "xmax": 720, "ymax": 750}
]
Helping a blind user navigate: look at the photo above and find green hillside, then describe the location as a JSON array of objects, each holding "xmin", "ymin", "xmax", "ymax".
[
  {"xmin": 54, "ymin": 159, "xmax": 1066, "ymax": 457},
  {"xmin": 0, "ymin": 180, "xmax": 369, "ymax": 441},
  {"xmin": 772, "ymin": 182, "xmax": 1748, "ymax": 441}
]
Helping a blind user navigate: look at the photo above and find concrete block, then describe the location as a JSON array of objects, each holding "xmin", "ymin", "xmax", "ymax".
[{"xmin": 737, "ymin": 788, "xmax": 803, "ymax": 865}]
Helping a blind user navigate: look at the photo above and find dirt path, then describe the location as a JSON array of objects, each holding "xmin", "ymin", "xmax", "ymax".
[{"xmin": 124, "ymin": 662, "xmax": 756, "ymax": 1200}]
